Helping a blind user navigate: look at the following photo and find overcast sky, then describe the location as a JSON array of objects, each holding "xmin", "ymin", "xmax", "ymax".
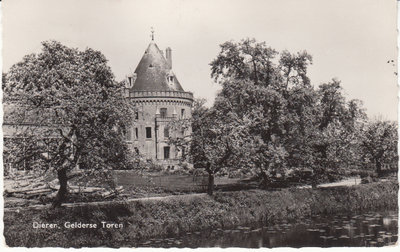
[{"xmin": 2, "ymin": 0, "xmax": 398, "ymax": 120}]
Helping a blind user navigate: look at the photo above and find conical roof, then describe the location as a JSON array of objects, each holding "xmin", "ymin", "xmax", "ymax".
[{"xmin": 132, "ymin": 42, "xmax": 184, "ymax": 92}]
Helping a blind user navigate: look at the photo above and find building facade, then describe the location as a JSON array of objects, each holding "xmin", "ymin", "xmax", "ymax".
[{"xmin": 124, "ymin": 40, "xmax": 193, "ymax": 168}]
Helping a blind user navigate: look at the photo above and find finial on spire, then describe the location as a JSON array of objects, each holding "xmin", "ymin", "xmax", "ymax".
[{"xmin": 150, "ymin": 27, "xmax": 154, "ymax": 41}]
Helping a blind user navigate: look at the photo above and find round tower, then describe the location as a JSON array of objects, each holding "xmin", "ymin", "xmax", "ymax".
[{"xmin": 125, "ymin": 40, "xmax": 193, "ymax": 169}]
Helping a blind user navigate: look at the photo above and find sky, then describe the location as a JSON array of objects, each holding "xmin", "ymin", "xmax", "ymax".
[{"xmin": 2, "ymin": 0, "xmax": 398, "ymax": 121}]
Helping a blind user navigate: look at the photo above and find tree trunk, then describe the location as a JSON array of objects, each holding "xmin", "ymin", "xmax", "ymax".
[
  {"xmin": 207, "ymin": 173, "xmax": 215, "ymax": 196},
  {"xmin": 311, "ymin": 180, "xmax": 318, "ymax": 189},
  {"xmin": 311, "ymin": 167, "xmax": 320, "ymax": 189},
  {"xmin": 258, "ymin": 163, "xmax": 269, "ymax": 189},
  {"xmin": 260, "ymin": 171, "xmax": 269, "ymax": 189},
  {"xmin": 52, "ymin": 168, "xmax": 68, "ymax": 208},
  {"xmin": 376, "ymin": 160, "xmax": 382, "ymax": 177}
]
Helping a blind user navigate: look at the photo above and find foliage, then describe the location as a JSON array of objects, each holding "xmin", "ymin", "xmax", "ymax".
[
  {"xmin": 208, "ymin": 38, "xmax": 375, "ymax": 186},
  {"xmin": 361, "ymin": 119, "xmax": 398, "ymax": 176},
  {"xmin": 169, "ymin": 38, "xmax": 381, "ymax": 189},
  {"xmin": 168, "ymin": 38, "xmax": 396, "ymax": 189},
  {"xmin": 3, "ymin": 41, "xmax": 136, "ymax": 206},
  {"xmin": 210, "ymin": 39, "xmax": 309, "ymax": 185},
  {"xmin": 168, "ymin": 97, "xmax": 245, "ymax": 194},
  {"xmin": 308, "ymin": 80, "xmax": 367, "ymax": 185}
]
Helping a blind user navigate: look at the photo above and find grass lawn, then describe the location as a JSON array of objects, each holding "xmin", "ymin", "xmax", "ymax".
[{"xmin": 112, "ymin": 170, "xmax": 242, "ymax": 197}]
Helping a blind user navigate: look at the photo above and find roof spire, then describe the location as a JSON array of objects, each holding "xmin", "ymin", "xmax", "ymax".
[{"xmin": 150, "ymin": 27, "xmax": 154, "ymax": 41}]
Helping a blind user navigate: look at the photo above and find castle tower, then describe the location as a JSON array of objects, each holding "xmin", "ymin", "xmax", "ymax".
[{"xmin": 125, "ymin": 39, "xmax": 193, "ymax": 169}]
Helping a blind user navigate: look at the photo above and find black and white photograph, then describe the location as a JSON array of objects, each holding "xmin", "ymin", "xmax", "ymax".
[{"xmin": 1, "ymin": 0, "xmax": 398, "ymax": 248}]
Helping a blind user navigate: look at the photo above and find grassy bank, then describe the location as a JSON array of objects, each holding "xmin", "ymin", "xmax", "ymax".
[{"xmin": 4, "ymin": 180, "xmax": 398, "ymax": 247}]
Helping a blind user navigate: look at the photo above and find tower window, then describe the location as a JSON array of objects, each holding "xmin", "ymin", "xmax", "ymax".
[
  {"xmin": 127, "ymin": 77, "xmax": 133, "ymax": 88},
  {"xmin": 135, "ymin": 128, "xmax": 138, "ymax": 139},
  {"xmin": 164, "ymin": 146, "xmax": 170, "ymax": 159},
  {"xmin": 160, "ymin": 108, "xmax": 167, "ymax": 118},
  {"xmin": 164, "ymin": 126, "xmax": 169, "ymax": 138},
  {"xmin": 168, "ymin": 76, "xmax": 174, "ymax": 82},
  {"xmin": 146, "ymin": 127, "xmax": 152, "ymax": 138},
  {"xmin": 135, "ymin": 111, "xmax": 139, "ymax": 120},
  {"xmin": 181, "ymin": 109, "xmax": 185, "ymax": 118}
]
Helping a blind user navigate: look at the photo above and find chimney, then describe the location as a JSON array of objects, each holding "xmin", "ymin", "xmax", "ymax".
[{"xmin": 165, "ymin": 47, "xmax": 172, "ymax": 68}]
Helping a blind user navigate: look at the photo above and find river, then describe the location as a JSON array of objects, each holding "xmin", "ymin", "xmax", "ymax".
[{"xmin": 138, "ymin": 210, "xmax": 398, "ymax": 248}]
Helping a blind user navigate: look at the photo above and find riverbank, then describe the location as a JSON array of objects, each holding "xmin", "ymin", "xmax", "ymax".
[{"xmin": 4, "ymin": 180, "xmax": 398, "ymax": 247}]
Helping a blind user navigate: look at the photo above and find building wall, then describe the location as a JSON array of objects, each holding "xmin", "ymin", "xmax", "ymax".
[{"xmin": 126, "ymin": 95, "xmax": 192, "ymax": 167}]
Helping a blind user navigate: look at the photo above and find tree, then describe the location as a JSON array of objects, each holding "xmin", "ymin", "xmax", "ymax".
[
  {"xmin": 309, "ymin": 80, "xmax": 367, "ymax": 186},
  {"xmin": 3, "ymin": 41, "xmax": 134, "ymax": 207},
  {"xmin": 361, "ymin": 120, "xmax": 398, "ymax": 177},
  {"xmin": 168, "ymin": 98, "xmax": 243, "ymax": 195},
  {"xmin": 210, "ymin": 38, "xmax": 316, "ymax": 187}
]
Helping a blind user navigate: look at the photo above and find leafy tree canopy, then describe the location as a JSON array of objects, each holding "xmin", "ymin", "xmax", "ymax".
[
  {"xmin": 361, "ymin": 120, "xmax": 398, "ymax": 176},
  {"xmin": 209, "ymin": 38, "xmax": 370, "ymax": 186},
  {"xmin": 3, "ymin": 41, "xmax": 135, "ymax": 207}
]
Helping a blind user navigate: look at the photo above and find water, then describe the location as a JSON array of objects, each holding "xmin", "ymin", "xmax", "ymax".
[{"xmin": 138, "ymin": 211, "xmax": 398, "ymax": 248}]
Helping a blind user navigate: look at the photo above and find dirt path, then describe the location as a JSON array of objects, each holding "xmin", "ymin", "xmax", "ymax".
[
  {"xmin": 297, "ymin": 177, "xmax": 362, "ymax": 189},
  {"xmin": 4, "ymin": 193, "xmax": 207, "ymax": 212}
]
